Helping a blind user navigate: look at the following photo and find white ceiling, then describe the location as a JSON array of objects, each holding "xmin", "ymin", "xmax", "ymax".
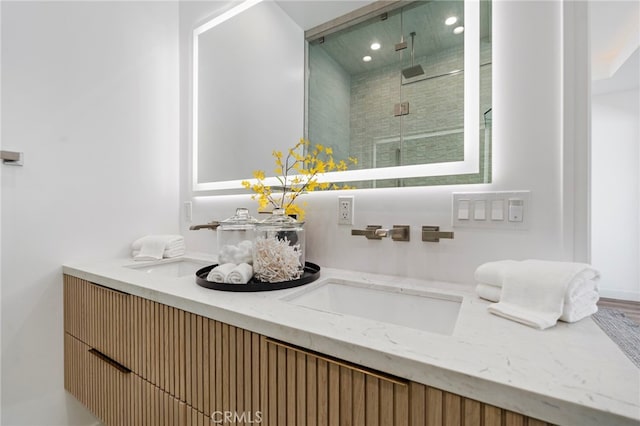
[
  {"xmin": 277, "ymin": 0, "xmax": 638, "ymax": 92},
  {"xmin": 276, "ymin": 0, "xmax": 376, "ymax": 31},
  {"xmin": 590, "ymin": 0, "xmax": 639, "ymax": 90}
]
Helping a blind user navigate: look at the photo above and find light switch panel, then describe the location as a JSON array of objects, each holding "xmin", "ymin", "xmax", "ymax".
[
  {"xmin": 491, "ymin": 199, "xmax": 504, "ymax": 221},
  {"xmin": 508, "ymin": 199, "xmax": 524, "ymax": 222},
  {"xmin": 452, "ymin": 191, "xmax": 530, "ymax": 229},
  {"xmin": 458, "ymin": 200, "xmax": 470, "ymax": 220},
  {"xmin": 474, "ymin": 200, "xmax": 486, "ymax": 220}
]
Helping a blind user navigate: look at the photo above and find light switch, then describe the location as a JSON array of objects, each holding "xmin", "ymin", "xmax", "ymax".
[
  {"xmin": 457, "ymin": 199, "xmax": 470, "ymax": 220},
  {"xmin": 491, "ymin": 199, "xmax": 504, "ymax": 221},
  {"xmin": 508, "ymin": 199, "xmax": 524, "ymax": 222},
  {"xmin": 452, "ymin": 191, "xmax": 529, "ymax": 229},
  {"xmin": 474, "ymin": 200, "xmax": 486, "ymax": 220}
]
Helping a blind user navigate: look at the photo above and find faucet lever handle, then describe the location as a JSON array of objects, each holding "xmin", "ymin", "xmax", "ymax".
[
  {"xmin": 422, "ymin": 226, "xmax": 454, "ymax": 242},
  {"xmin": 351, "ymin": 225, "xmax": 383, "ymax": 240},
  {"xmin": 375, "ymin": 225, "xmax": 410, "ymax": 241}
]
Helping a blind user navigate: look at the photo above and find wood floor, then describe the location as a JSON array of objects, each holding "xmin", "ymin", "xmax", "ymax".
[{"xmin": 598, "ymin": 298, "xmax": 640, "ymax": 324}]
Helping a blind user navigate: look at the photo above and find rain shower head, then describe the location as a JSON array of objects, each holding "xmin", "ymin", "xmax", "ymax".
[{"xmin": 402, "ymin": 32, "xmax": 424, "ymax": 79}]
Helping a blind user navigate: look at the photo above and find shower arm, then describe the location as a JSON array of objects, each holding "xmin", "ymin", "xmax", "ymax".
[{"xmin": 410, "ymin": 31, "xmax": 416, "ymax": 66}]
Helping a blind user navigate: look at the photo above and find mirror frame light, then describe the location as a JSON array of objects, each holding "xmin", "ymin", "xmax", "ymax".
[
  {"xmin": 192, "ymin": 0, "xmax": 265, "ymax": 192},
  {"xmin": 192, "ymin": 0, "xmax": 481, "ymax": 192}
]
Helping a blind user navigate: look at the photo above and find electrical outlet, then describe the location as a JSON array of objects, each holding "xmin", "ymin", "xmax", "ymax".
[{"xmin": 338, "ymin": 196, "xmax": 354, "ymax": 225}]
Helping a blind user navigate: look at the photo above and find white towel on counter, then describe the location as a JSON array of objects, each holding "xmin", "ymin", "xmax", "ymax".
[
  {"xmin": 476, "ymin": 278, "xmax": 599, "ymax": 303},
  {"xmin": 132, "ymin": 235, "xmax": 185, "ymax": 260},
  {"xmin": 206, "ymin": 263, "xmax": 236, "ymax": 283},
  {"xmin": 561, "ymin": 291, "xmax": 599, "ymax": 322},
  {"xmin": 565, "ymin": 275, "xmax": 599, "ymax": 302},
  {"xmin": 484, "ymin": 260, "xmax": 599, "ymax": 329},
  {"xmin": 474, "ymin": 260, "xmax": 518, "ymax": 287},
  {"xmin": 475, "ymin": 283, "xmax": 501, "ymax": 302},
  {"xmin": 226, "ymin": 263, "xmax": 253, "ymax": 284}
]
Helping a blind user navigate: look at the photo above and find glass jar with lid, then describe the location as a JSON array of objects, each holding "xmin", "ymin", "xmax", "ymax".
[
  {"xmin": 217, "ymin": 208, "xmax": 258, "ymax": 265},
  {"xmin": 253, "ymin": 208, "xmax": 305, "ymax": 283}
]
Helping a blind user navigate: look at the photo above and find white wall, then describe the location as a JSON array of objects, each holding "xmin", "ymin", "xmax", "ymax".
[
  {"xmin": 592, "ymin": 88, "xmax": 640, "ymax": 300},
  {"xmin": 1, "ymin": 2, "xmax": 180, "ymax": 424},
  {"xmin": 182, "ymin": 1, "xmax": 574, "ymax": 284}
]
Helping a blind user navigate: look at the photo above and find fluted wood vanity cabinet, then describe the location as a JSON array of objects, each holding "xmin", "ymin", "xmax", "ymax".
[{"xmin": 64, "ymin": 275, "xmax": 553, "ymax": 426}]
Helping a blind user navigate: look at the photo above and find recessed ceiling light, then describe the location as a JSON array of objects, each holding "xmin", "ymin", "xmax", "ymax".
[
  {"xmin": 453, "ymin": 26, "xmax": 464, "ymax": 35},
  {"xmin": 370, "ymin": 42, "xmax": 381, "ymax": 50},
  {"xmin": 445, "ymin": 16, "xmax": 457, "ymax": 26},
  {"xmin": 362, "ymin": 55, "xmax": 372, "ymax": 62}
]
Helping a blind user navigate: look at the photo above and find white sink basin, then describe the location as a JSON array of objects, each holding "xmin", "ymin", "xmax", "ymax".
[
  {"xmin": 126, "ymin": 258, "xmax": 211, "ymax": 277},
  {"xmin": 283, "ymin": 279, "xmax": 462, "ymax": 335}
]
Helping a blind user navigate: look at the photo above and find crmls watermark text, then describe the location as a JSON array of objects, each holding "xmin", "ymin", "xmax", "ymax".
[{"xmin": 210, "ymin": 411, "xmax": 263, "ymax": 424}]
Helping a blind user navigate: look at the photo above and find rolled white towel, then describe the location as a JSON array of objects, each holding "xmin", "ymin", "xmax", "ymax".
[
  {"xmin": 473, "ymin": 260, "xmax": 518, "ymax": 287},
  {"xmin": 226, "ymin": 263, "xmax": 253, "ymax": 284},
  {"xmin": 206, "ymin": 263, "xmax": 236, "ymax": 283},
  {"xmin": 560, "ymin": 290, "xmax": 599, "ymax": 322},
  {"xmin": 560, "ymin": 302, "xmax": 599, "ymax": 323},
  {"xmin": 475, "ymin": 283, "xmax": 501, "ymax": 302},
  {"xmin": 566, "ymin": 276, "xmax": 599, "ymax": 302},
  {"xmin": 478, "ymin": 283, "xmax": 599, "ymax": 324},
  {"xmin": 475, "ymin": 260, "xmax": 600, "ymax": 301},
  {"xmin": 488, "ymin": 260, "xmax": 599, "ymax": 329}
]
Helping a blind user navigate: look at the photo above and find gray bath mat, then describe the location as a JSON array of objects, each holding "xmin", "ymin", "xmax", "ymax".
[{"xmin": 592, "ymin": 307, "xmax": 640, "ymax": 369}]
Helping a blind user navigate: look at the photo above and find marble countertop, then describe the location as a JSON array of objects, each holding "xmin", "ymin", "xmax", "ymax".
[{"xmin": 63, "ymin": 255, "xmax": 640, "ymax": 426}]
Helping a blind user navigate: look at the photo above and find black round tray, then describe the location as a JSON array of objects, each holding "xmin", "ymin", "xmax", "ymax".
[{"xmin": 195, "ymin": 262, "xmax": 320, "ymax": 292}]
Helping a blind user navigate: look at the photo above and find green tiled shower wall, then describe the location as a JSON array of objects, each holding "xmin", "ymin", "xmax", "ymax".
[{"xmin": 308, "ymin": 38, "xmax": 492, "ymax": 188}]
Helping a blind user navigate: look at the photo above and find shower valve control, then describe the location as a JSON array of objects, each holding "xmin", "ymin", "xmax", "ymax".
[{"xmin": 394, "ymin": 102, "xmax": 410, "ymax": 116}]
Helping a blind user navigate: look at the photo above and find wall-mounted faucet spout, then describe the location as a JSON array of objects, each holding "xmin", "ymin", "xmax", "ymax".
[
  {"xmin": 352, "ymin": 225, "xmax": 410, "ymax": 241},
  {"xmin": 189, "ymin": 221, "xmax": 220, "ymax": 231}
]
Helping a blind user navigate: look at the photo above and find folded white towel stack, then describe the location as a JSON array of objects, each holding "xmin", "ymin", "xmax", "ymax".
[
  {"xmin": 226, "ymin": 263, "xmax": 253, "ymax": 284},
  {"xmin": 474, "ymin": 260, "xmax": 600, "ymax": 329},
  {"xmin": 131, "ymin": 235, "xmax": 185, "ymax": 260},
  {"xmin": 207, "ymin": 263, "xmax": 237, "ymax": 283}
]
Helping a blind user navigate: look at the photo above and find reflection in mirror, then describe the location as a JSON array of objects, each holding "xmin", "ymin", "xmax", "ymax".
[
  {"xmin": 193, "ymin": 0, "xmax": 303, "ymax": 192},
  {"xmin": 306, "ymin": 0, "xmax": 492, "ymax": 188},
  {"xmin": 192, "ymin": 0, "xmax": 491, "ymax": 193}
]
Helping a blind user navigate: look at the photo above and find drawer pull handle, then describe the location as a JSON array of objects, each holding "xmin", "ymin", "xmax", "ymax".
[
  {"xmin": 88, "ymin": 349, "xmax": 131, "ymax": 374},
  {"xmin": 265, "ymin": 337, "xmax": 407, "ymax": 386}
]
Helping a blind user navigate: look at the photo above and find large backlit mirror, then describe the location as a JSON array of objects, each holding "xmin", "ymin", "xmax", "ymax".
[{"xmin": 192, "ymin": 0, "xmax": 492, "ymax": 193}]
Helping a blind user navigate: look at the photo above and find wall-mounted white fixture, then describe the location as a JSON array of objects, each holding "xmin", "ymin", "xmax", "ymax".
[
  {"xmin": 1, "ymin": 150, "xmax": 23, "ymax": 166},
  {"xmin": 338, "ymin": 196, "xmax": 354, "ymax": 225},
  {"xmin": 453, "ymin": 191, "xmax": 531, "ymax": 229}
]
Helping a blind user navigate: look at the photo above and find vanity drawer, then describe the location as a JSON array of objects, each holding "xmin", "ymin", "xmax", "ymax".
[
  {"xmin": 64, "ymin": 333, "xmax": 133, "ymax": 426},
  {"xmin": 263, "ymin": 338, "xmax": 409, "ymax": 426},
  {"xmin": 130, "ymin": 296, "xmax": 264, "ymax": 417},
  {"xmin": 132, "ymin": 372, "xmax": 203, "ymax": 426},
  {"xmin": 64, "ymin": 275, "xmax": 132, "ymax": 367}
]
